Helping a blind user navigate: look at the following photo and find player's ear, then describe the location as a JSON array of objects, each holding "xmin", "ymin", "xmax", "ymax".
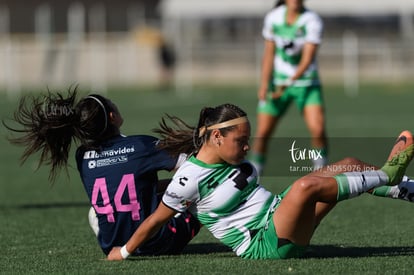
[
  {"xmin": 109, "ymin": 111, "xmax": 116, "ymax": 122},
  {"xmin": 212, "ymin": 129, "xmax": 221, "ymax": 139},
  {"xmin": 211, "ymin": 129, "xmax": 222, "ymax": 146},
  {"xmin": 109, "ymin": 110, "xmax": 124, "ymax": 128}
]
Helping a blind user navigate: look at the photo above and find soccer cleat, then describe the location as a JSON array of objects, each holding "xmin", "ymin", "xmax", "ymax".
[{"xmin": 381, "ymin": 130, "xmax": 414, "ymax": 186}]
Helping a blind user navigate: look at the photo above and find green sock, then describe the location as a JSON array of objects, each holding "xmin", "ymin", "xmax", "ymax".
[
  {"xmin": 371, "ymin": 186, "xmax": 391, "ymax": 197},
  {"xmin": 371, "ymin": 176, "xmax": 414, "ymax": 202}
]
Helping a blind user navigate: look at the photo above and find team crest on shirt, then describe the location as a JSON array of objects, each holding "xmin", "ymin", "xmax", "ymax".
[
  {"xmin": 295, "ymin": 27, "xmax": 305, "ymax": 38},
  {"xmin": 180, "ymin": 199, "xmax": 192, "ymax": 208}
]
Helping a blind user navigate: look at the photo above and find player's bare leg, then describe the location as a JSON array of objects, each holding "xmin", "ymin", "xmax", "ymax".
[{"xmin": 273, "ymin": 131, "xmax": 414, "ymax": 246}]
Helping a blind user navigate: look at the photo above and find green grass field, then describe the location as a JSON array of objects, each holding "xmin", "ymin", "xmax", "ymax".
[{"xmin": 1, "ymin": 82, "xmax": 414, "ymax": 274}]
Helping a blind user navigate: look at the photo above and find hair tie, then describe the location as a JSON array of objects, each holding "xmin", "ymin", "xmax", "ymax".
[
  {"xmin": 86, "ymin": 95, "xmax": 108, "ymax": 135},
  {"xmin": 198, "ymin": 116, "xmax": 248, "ymax": 137}
]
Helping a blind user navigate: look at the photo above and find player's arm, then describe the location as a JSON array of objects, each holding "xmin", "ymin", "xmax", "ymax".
[
  {"xmin": 291, "ymin": 42, "xmax": 318, "ymax": 81},
  {"xmin": 258, "ymin": 40, "xmax": 275, "ymax": 101},
  {"xmin": 273, "ymin": 42, "xmax": 318, "ymax": 99},
  {"xmin": 107, "ymin": 202, "xmax": 177, "ymax": 261},
  {"xmin": 290, "ymin": 13, "xmax": 322, "ymax": 83}
]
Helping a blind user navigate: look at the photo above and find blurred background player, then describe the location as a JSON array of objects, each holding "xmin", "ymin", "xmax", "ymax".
[
  {"xmin": 135, "ymin": 26, "xmax": 176, "ymax": 92},
  {"xmin": 157, "ymin": 37, "xmax": 176, "ymax": 91},
  {"xmin": 3, "ymin": 88, "xmax": 200, "ymax": 256},
  {"xmin": 250, "ymin": 0, "xmax": 328, "ymax": 175}
]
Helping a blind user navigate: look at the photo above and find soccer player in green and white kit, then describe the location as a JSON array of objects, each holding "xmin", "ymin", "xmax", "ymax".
[
  {"xmin": 107, "ymin": 103, "xmax": 414, "ymax": 260},
  {"xmin": 250, "ymin": 0, "xmax": 328, "ymax": 175}
]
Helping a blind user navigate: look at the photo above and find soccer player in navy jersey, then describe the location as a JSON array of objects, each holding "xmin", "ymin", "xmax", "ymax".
[{"xmin": 4, "ymin": 88, "xmax": 200, "ymax": 256}]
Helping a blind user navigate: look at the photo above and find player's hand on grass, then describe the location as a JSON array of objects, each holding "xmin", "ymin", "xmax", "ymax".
[{"xmin": 107, "ymin": 246, "xmax": 124, "ymax": 261}]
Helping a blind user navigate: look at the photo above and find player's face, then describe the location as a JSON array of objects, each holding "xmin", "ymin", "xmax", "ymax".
[
  {"xmin": 218, "ymin": 122, "xmax": 250, "ymax": 165},
  {"xmin": 285, "ymin": 0, "xmax": 304, "ymax": 11}
]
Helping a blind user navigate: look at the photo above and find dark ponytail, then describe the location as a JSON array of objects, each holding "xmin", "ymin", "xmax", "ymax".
[
  {"xmin": 154, "ymin": 103, "xmax": 247, "ymax": 158},
  {"xmin": 3, "ymin": 87, "xmax": 117, "ymax": 182},
  {"xmin": 3, "ymin": 88, "xmax": 79, "ymax": 181}
]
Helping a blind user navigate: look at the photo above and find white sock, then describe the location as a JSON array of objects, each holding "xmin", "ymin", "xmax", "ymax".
[
  {"xmin": 88, "ymin": 207, "xmax": 99, "ymax": 236},
  {"xmin": 335, "ymin": 170, "xmax": 389, "ymax": 201},
  {"xmin": 312, "ymin": 156, "xmax": 328, "ymax": 171}
]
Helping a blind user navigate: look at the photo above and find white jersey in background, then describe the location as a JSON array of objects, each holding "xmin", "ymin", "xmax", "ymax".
[{"xmin": 262, "ymin": 5, "xmax": 323, "ymax": 87}]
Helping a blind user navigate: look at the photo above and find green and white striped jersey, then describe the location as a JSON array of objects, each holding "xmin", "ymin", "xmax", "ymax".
[
  {"xmin": 162, "ymin": 156, "xmax": 275, "ymax": 255},
  {"xmin": 263, "ymin": 5, "xmax": 323, "ymax": 87}
]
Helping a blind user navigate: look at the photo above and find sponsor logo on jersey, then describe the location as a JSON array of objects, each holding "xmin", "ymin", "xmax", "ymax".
[
  {"xmin": 165, "ymin": 190, "xmax": 184, "ymax": 200},
  {"xmin": 83, "ymin": 146, "xmax": 135, "ymax": 159},
  {"xmin": 88, "ymin": 160, "xmax": 97, "ymax": 169},
  {"xmin": 88, "ymin": 156, "xmax": 128, "ymax": 169}
]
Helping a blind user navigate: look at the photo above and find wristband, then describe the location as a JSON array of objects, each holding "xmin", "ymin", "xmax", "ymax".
[{"xmin": 120, "ymin": 245, "xmax": 130, "ymax": 259}]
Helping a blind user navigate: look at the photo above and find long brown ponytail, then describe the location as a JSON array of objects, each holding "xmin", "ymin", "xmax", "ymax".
[
  {"xmin": 153, "ymin": 103, "xmax": 247, "ymax": 158},
  {"xmin": 3, "ymin": 87, "xmax": 118, "ymax": 182}
]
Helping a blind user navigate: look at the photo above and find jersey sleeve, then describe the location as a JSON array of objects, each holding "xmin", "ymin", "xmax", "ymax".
[
  {"xmin": 174, "ymin": 153, "xmax": 188, "ymax": 170},
  {"xmin": 262, "ymin": 11, "xmax": 275, "ymax": 41},
  {"xmin": 162, "ymin": 170, "xmax": 199, "ymax": 213},
  {"xmin": 140, "ymin": 136, "xmax": 178, "ymax": 172},
  {"xmin": 305, "ymin": 13, "xmax": 323, "ymax": 44}
]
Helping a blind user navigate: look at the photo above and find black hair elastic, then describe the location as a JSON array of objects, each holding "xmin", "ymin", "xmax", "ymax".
[{"xmin": 86, "ymin": 95, "xmax": 108, "ymax": 135}]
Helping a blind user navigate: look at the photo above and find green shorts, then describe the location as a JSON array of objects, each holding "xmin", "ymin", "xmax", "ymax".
[
  {"xmin": 240, "ymin": 187, "xmax": 307, "ymax": 259},
  {"xmin": 257, "ymin": 85, "xmax": 324, "ymax": 117}
]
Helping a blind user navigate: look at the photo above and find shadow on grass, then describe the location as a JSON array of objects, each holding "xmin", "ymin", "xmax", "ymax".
[
  {"xmin": 14, "ymin": 201, "xmax": 90, "ymax": 209},
  {"xmin": 181, "ymin": 243, "xmax": 414, "ymax": 258},
  {"xmin": 126, "ymin": 243, "xmax": 414, "ymax": 261},
  {"xmin": 9, "ymin": 203, "xmax": 414, "ymax": 259},
  {"xmin": 182, "ymin": 243, "xmax": 232, "ymax": 254},
  {"xmin": 306, "ymin": 244, "xmax": 414, "ymax": 258},
  {"xmin": 124, "ymin": 243, "xmax": 234, "ymax": 261}
]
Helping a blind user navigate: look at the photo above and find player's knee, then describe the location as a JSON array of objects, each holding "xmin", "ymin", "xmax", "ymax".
[
  {"xmin": 292, "ymin": 176, "xmax": 320, "ymax": 196},
  {"xmin": 339, "ymin": 157, "xmax": 362, "ymax": 166}
]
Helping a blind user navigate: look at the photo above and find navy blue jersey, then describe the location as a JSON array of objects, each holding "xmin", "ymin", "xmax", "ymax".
[{"xmin": 76, "ymin": 134, "xmax": 184, "ymax": 255}]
